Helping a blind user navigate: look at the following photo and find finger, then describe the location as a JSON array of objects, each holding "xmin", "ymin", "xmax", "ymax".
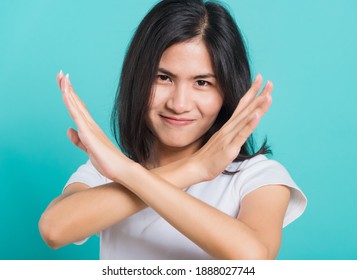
[
  {"xmin": 56, "ymin": 70, "xmax": 64, "ymax": 89},
  {"xmin": 67, "ymin": 128, "xmax": 87, "ymax": 152},
  {"xmin": 232, "ymin": 73, "xmax": 263, "ymax": 117},
  {"xmin": 258, "ymin": 89, "xmax": 273, "ymax": 115},
  {"xmin": 240, "ymin": 80, "xmax": 273, "ymax": 117},
  {"xmin": 232, "ymin": 93, "xmax": 272, "ymax": 147},
  {"xmin": 239, "ymin": 80, "xmax": 273, "ymax": 118},
  {"xmin": 63, "ymin": 74, "xmax": 107, "ymax": 146},
  {"xmin": 61, "ymin": 74, "xmax": 90, "ymax": 123},
  {"xmin": 60, "ymin": 75, "xmax": 88, "ymax": 130},
  {"xmin": 232, "ymin": 112, "xmax": 261, "ymax": 148},
  {"xmin": 65, "ymin": 74, "xmax": 95, "ymax": 124},
  {"xmin": 226, "ymin": 80, "xmax": 273, "ymax": 131}
]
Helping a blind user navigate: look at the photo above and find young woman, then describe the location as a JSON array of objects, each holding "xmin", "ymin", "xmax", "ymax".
[{"xmin": 39, "ymin": 0, "xmax": 307, "ymax": 259}]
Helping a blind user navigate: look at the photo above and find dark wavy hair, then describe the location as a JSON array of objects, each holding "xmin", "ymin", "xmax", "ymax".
[{"xmin": 111, "ymin": 0, "xmax": 270, "ymax": 164}]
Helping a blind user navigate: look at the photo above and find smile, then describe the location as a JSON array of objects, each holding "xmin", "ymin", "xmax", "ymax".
[{"xmin": 160, "ymin": 115, "xmax": 195, "ymax": 126}]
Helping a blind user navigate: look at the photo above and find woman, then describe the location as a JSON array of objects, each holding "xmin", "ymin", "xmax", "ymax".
[{"xmin": 39, "ymin": 0, "xmax": 307, "ymax": 259}]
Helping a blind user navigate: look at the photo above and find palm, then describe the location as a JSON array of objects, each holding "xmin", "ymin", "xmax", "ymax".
[{"xmin": 57, "ymin": 72, "xmax": 128, "ymax": 180}]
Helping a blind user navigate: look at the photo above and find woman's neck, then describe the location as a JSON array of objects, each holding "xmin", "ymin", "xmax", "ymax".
[{"xmin": 147, "ymin": 141, "xmax": 200, "ymax": 168}]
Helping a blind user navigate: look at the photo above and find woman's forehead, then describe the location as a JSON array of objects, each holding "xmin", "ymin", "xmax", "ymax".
[{"xmin": 158, "ymin": 39, "xmax": 215, "ymax": 78}]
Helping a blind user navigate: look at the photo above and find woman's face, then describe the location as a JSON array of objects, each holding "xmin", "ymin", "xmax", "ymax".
[{"xmin": 146, "ymin": 39, "xmax": 223, "ymax": 160}]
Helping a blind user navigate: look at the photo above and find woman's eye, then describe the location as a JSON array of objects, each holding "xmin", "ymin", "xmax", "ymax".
[
  {"xmin": 196, "ymin": 80, "xmax": 209, "ymax": 86},
  {"xmin": 158, "ymin": 75, "xmax": 171, "ymax": 82}
]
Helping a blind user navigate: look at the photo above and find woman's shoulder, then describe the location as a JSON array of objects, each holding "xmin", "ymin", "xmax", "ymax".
[
  {"xmin": 226, "ymin": 154, "xmax": 285, "ymax": 174},
  {"xmin": 227, "ymin": 154, "xmax": 299, "ymax": 189},
  {"xmin": 227, "ymin": 154, "xmax": 307, "ymax": 228}
]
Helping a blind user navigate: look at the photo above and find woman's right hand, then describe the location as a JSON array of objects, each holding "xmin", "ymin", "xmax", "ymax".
[
  {"xmin": 192, "ymin": 74, "xmax": 273, "ymax": 181},
  {"xmin": 56, "ymin": 71, "xmax": 135, "ymax": 183}
]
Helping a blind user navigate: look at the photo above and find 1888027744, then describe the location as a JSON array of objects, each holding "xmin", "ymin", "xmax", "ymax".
[{"xmin": 195, "ymin": 266, "xmax": 255, "ymax": 276}]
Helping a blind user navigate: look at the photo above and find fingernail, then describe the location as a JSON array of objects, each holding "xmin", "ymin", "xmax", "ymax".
[
  {"xmin": 62, "ymin": 73, "xmax": 68, "ymax": 91},
  {"xmin": 66, "ymin": 73, "xmax": 72, "ymax": 86},
  {"xmin": 59, "ymin": 69, "xmax": 63, "ymax": 75},
  {"xmin": 266, "ymin": 81, "xmax": 274, "ymax": 95},
  {"xmin": 65, "ymin": 73, "xmax": 70, "ymax": 83},
  {"xmin": 254, "ymin": 73, "xmax": 262, "ymax": 82}
]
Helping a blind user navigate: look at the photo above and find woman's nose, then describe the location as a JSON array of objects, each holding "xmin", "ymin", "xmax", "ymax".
[{"xmin": 166, "ymin": 84, "xmax": 193, "ymax": 114}]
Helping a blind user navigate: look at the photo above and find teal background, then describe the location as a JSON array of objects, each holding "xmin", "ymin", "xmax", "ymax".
[{"xmin": 0, "ymin": 0, "xmax": 356, "ymax": 259}]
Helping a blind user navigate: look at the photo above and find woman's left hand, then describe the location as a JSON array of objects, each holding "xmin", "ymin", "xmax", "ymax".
[
  {"xmin": 192, "ymin": 74, "xmax": 272, "ymax": 181},
  {"xmin": 56, "ymin": 71, "xmax": 130, "ymax": 181}
]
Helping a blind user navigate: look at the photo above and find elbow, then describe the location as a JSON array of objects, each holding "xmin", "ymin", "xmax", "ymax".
[
  {"xmin": 38, "ymin": 213, "xmax": 64, "ymax": 250},
  {"xmin": 243, "ymin": 245, "xmax": 270, "ymax": 260},
  {"xmin": 226, "ymin": 244, "xmax": 271, "ymax": 260}
]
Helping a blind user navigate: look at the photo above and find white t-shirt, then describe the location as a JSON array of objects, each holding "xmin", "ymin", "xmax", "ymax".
[{"xmin": 65, "ymin": 155, "xmax": 307, "ymax": 259}]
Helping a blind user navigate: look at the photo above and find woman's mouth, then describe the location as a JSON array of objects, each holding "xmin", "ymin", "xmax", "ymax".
[{"xmin": 160, "ymin": 115, "xmax": 195, "ymax": 126}]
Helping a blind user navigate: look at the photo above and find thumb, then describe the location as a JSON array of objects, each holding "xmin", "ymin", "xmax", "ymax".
[{"xmin": 67, "ymin": 128, "xmax": 87, "ymax": 152}]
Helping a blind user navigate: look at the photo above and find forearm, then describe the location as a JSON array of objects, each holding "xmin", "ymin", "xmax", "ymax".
[
  {"xmin": 39, "ymin": 157, "xmax": 202, "ymax": 248},
  {"xmin": 40, "ymin": 182, "xmax": 147, "ymax": 248},
  {"xmin": 117, "ymin": 163, "xmax": 270, "ymax": 260}
]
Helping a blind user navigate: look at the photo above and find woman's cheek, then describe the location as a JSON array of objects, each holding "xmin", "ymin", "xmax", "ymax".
[{"xmin": 196, "ymin": 92, "xmax": 223, "ymax": 117}]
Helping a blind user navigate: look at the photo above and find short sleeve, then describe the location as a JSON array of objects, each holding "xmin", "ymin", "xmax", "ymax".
[
  {"xmin": 238, "ymin": 155, "xmax": 307, "ymax": 228},
  {"xmin": 63, "ymin": 160, "xmax": 112, "ymax": 245},
  {"xmin": 64, "ymin": 160, "xmax": 113, "ymax": 191}
]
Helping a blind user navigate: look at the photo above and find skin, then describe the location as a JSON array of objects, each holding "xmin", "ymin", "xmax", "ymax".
[
  {"xmin": 39, "ymin": 39, "xmax": 290, "ymax": 259},
  {"xmin": 146, "ymin": 39, "xmax": 223, "ymax": 166}
]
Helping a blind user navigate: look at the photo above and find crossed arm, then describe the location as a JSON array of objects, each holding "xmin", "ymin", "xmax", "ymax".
[{"xmin": 38, "ymin": 72, "xmax": 290, "ymax": 259}]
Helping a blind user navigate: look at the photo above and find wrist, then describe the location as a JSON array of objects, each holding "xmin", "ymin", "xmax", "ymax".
[
  {"xmin": 111, "ymin": 159, "xmax": 142, "ymax": 186},
  {"xmin": 189, "ymin": 153, "xmax": 209, "ymax": 182},
  {"xmin": 150, "ymin": 156, "xmax": 203, "ymax": 189}
]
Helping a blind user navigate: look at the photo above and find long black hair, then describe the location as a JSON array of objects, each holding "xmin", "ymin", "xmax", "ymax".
[{"xmin": 111, "ymin": 0, "xmax": 270, "ymax": 164}]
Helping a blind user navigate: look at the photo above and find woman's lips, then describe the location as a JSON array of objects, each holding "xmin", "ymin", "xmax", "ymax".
[{"xmin": 160, "ymin": 115, "xmax": 195, "ymax": 126}]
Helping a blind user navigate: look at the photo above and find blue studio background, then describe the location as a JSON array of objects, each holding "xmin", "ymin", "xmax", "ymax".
[{"xmin": 0, "ymin": 0, "xmax": 356, "ymax": 259}]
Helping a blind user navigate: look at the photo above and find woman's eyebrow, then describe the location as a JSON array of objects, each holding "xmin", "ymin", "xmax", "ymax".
[
  {"xmin": 158, "ymin": 68, "xmax": 176, "ymax": 78},
  {"xmin": 158, "ymin": 68, "xmax": 216, "ymax": 79},
  {"xmin": 193, "ymin": 73, "xmax": 216, "ymax": 80}
]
